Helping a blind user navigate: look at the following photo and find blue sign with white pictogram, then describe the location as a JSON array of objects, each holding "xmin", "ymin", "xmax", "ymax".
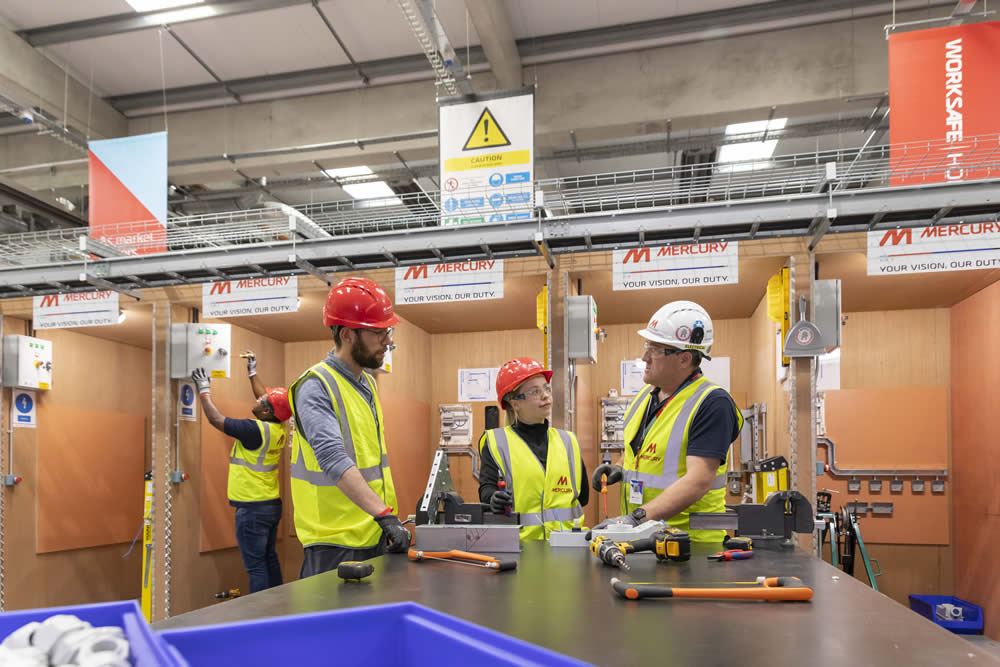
[
  {"xmin": 489, "ymin": 214, "xmax": 504, "ymax": 222},
  {"xmin": 445, "ymin": 198, "xmax": 459, "ymax": 212},
  {"xmin": 12, "ymin": 390, "xmax": 36, "ymax": 428},
  {"xmin": 489, "ymin": 173, "xmax": 504, "ymax": 187},
  {"xmin": 489, "ymin": 193, "xmax": 504, "ymax": 208},
  {"xmin": 178, "ymin": 381, "xmax": 198, "ymax": 421}
]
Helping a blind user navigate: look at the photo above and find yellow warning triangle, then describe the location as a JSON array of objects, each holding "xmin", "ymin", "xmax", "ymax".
[{"xmin": 462, "ymin": 107, "xmax": 511, "ymax": 151}]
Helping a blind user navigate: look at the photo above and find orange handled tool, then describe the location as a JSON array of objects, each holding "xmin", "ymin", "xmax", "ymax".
[
  {"xmin": 498, "ymin": 478, "xmax": 511, "ymax": 516},
  {"xmin": 601, "ymin": 473, "xmax": 609, "ymax": 519},
  {"xmin": 408, "ymin": 548, "xmax": 517, "ymax": 572},
  {"xmin": 610, "ymin": 576, "xmax": 813, "ymax": 602}
]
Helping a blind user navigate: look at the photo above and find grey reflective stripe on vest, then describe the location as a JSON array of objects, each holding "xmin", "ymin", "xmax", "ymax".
[
  {"xmin": 623, "ymin": 385, "xmax": 655, "ymax": 430},
  {"xmin": 359, "ymin": 454, "xmax": 390, "ymax": 482},
  {"xmin": 490, "ymin": 428, "xmax": 515, "ymax": 497},
  {"xmin": 520, "ymin": 505, "xmax": 584, "ymax": 526},
  {"xmin": 625, "ymin": 382, "xmax": 721, "ymax": 490},
  {"xmin": 310, "ymin": 364, "xmax": 386, "ymax": 487},
  {"xmin": 229, "ymin": 457, "xmax": 279, "ymax": 473},
  {"xmin": 256, "ymin": 421, "xmax": 271, "ymax": 465},
  {"xmin": 553, "ymin": 429, "xmax": 578, "ymax": 499},
  {"xmin": 290, "ymin": 450, "xmax": 336, "ymax": 486}
]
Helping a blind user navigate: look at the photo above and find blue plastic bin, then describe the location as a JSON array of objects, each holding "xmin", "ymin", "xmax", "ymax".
[
  {"xmin": 908, "ymin": 595, "xmax": 984, "ymax": 635},
  {"xmin": 158, "ymin": 602, "xmax": 590, "ymax": 667},
  {"xmin": 0, "ymin": 599, "xmax": 182, "ymax": 666}
]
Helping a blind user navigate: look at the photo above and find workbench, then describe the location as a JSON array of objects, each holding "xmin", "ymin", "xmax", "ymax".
[{"xmin": 155, "ymin": 542, "xmax": 994, "ymax": 666}]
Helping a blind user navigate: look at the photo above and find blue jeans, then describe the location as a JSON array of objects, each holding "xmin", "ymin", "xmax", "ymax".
[{"xmin": 234, "ymin": 502, "xmax": 283, "ymax": 593}]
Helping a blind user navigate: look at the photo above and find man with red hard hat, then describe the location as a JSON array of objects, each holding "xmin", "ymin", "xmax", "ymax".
[
  {"xmin": 477, "ymin": 357, "xmax": 589, "ymax": 541},
  {"xmin": 191, "ymin": 352, "xmax": 290, "ymax": 593},
  {"xmin": 288, "ymin": 277, "xmax": 410, "ymax": 577}
]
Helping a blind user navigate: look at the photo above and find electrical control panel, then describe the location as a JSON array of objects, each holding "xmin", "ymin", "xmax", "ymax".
[
  {"xmin": 2, "ymin": 335, "xmax": 53, "ymax": 390},
  {"xmin": 170, "ymin": 323, "xmax": 232, "ymax": 379},
  {"xmin": 439, "ymin": 404, "xmax": 473, "ymax": 446},
  {"xmin": 567, "ymin": 295, "xmax": 599, "ymax": 363},
  {"xmin": 599, "ymin": 395, "xmax": 630, "ymax": 456}
]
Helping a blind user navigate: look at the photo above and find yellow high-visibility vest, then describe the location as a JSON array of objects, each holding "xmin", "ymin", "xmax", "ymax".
[
  {"xmin": 227, "ymin": 420, "xmax": 285, "ymax": 503},
  {"xmin": 289, "ymin": 362, "xmax": 396, "ymax": 549}
]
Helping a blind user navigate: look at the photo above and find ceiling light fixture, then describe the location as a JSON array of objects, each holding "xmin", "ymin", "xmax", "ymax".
[
  {"xmin": 323, "ymin": 166, "xmax": 374, "ymax": 179},
  {"xmin": 126, "ymin": 0, "xmax": 204, "ymax": 12},
  {"xmin": 717, "ymin": 118, "xmax": 788, "ymax": 172}
]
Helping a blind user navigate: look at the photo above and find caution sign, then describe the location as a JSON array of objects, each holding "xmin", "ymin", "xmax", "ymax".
[
  {"xmin": 440, "ymin": 89, "xmax": 533, "ymax": 226},
  {"xmin": 462, "ymin": 108, "xmax": 511, "ymax": 150}
]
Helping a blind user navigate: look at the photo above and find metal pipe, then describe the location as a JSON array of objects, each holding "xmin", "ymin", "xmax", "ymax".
[
  {"xmin": 440, "ymin": 446, "xmax": 479, "ymax": 480},
  {"xmin": 817, "ymin": 437, "xmax": 948, "ymax": 477}
]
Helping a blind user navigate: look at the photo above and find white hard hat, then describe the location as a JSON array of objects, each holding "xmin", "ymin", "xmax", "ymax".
[{"xmin": 637, "ymin": 300, "xmax": 713, "ymax": 359}]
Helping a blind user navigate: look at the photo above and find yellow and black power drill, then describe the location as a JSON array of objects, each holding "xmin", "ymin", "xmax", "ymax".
[{"xmin": 590, "ymin": 526, "xmax": 691, "ymax": 569}]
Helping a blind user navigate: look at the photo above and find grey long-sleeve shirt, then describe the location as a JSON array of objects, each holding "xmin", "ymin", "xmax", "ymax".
[{"xmin": 293, "ymin": 351, "xmax": 380, "ymax": 484}]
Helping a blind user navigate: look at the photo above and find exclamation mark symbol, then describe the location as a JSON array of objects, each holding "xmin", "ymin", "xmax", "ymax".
[{"xmin": 484, "ymin": 118, "xmax": 489, "ymax": 143}]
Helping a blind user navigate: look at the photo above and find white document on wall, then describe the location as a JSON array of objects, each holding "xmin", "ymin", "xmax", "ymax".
[
  {"xmin": 620, "ymin": 360, "xmax": 647, "ymax": 396},
  {"xmin": 817, "ymin": 350, "xmax": 841, "ymax": 392},
  {"xmin": 458, "ymin": 368, "xmax": 499, "ymax": 402},
  {"xmin": 701, "ymin": 356, "xmax": 731, "ymax": 393}
]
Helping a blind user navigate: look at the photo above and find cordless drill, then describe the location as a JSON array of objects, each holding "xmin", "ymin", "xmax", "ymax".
[
  {"xmin": 611, "ymin": 526, "xmax": 691, "ymax": 563},
  {"xmin": 590, "ymin": 535, "xmax": 630, "ymax": 571}
]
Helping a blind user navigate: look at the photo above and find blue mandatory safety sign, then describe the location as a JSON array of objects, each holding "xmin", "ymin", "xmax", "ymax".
[
  {"xmin": 489, "ymin": 173, "xmax": 504, "ymax": 187},
  {"xmin": 460, "ymin": 197, "xmax": 484, "ymax": 209},
  {"xmin": 489, "ymin": 193, "xmax": 504, "ymax": 208},
  {"xmin": 15, "ymin": 393, "xmax": 33, "ymax": 413},
  {"xmin": 181, "ymin": 384, "xmax": 194, "ymax": 405},
  {"xmin": 505, "ymin": 192, "xmax": 531, "ymax": 205},
  {"xmin": 505, "ymin": 172, "xmax": 530, "ymax": 184},
  {"xmin": 445, "ymin": 198, "xmax": 459, "ymax": 212},
  {"xmin": 489, "ymin": 214, "xmax": 504, "ymax": 222}
]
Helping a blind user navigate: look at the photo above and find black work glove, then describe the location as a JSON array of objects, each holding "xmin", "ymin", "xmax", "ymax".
[
  {"xmin": 489, "ymin": 489, "xmax": 513, "ymax": 514},
  {"xmin": 374, "ymin": 513, "xmax": 411, "ymax": 553},
  {"xmin": 591, "ymin": 463, "xmax": 624, "ymax": 491}
]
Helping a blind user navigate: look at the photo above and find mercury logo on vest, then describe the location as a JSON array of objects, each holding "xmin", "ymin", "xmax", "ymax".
[
  {"xmin": 551, "ymin": 475, "xmax": 574, "ymax": 493},
  {"xmin": 639, "ymin": 442, "xmax": 662, "ymax": 463}
]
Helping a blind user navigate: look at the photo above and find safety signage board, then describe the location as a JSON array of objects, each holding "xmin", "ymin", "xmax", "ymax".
[
  {"xmin": 620, "ymin": 360, "xmax": 646, "ymax": 396},
  {"xmin": 203, "ymin": 276, "xmax": 298, "ymax": 318},
  {"xmin": 458, "ymin": 367, "xmax": 500, "ymax": 402},
  {"xmin": 12, "ymin": 390, "xmax": 36, "ymax": 428},
  {"xmin": 868, "ymin": 222, "xmax": 1000, "ymax": 275},
  {"xmin": 439, "ymin": 90, "xmax": 533, "ymax": 226},
  {"xmin": 395, "ymin": 260, "xmax": 504, "ymax": 304},
  {"xmin": 33, "ymin": 291, "xmax": 119, "ymax": 329},
  {"xmin": 612, "ymin": 242, "xmax": 739, "ymax": 291},
  {"xmin": 178, "ymin": 381, "xmax": 197, "ymax": 422}
]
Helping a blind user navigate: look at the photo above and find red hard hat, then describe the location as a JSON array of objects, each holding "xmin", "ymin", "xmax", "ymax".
[
  {"xmin": 496, "ymin": 357, "xmax": 552, "ymax": 409},
  {"xmin": 323, "ymin": 277, "xmax": 399, "ymax": 329},
  {"xmin": 266, "ymin": 387, "xmax": 292, "ymax": 422}
]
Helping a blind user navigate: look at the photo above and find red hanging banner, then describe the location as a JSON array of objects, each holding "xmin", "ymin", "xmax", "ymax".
[{"xmin": 889, "ymin": 21, "xmax": 1000, "ymax": 185}]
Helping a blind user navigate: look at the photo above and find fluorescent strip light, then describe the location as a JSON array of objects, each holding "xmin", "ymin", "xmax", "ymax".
[
  {"xmin": 323, "ymin": 166, "xmax": 374, "ymax": 179},
  {"xmin": 717, "ymin": 117, "xmax": 788, "ymax": 172},
  {"xmin": 126, "ymin": 0, "xmax": 203, "ymax": 12}
]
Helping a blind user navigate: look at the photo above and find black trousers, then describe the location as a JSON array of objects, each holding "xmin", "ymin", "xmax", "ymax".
[{"xmin": 299, "ymin": 538, "xmax": 386, "ymax": 578}]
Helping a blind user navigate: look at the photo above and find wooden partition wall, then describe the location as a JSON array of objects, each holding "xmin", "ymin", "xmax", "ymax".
[
  {"xmin": 951, "ymin": 281, "xmax": 1000, "ymax": 640},
  {"xmin": 3, "ymin": 317, "xmax": 149, "ymax": 609}
]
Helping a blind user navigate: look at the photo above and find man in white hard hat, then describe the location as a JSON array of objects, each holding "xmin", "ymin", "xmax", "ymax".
[{"xmin": 590, "ymin": 300, "xmax": 743, "ymax": 543}]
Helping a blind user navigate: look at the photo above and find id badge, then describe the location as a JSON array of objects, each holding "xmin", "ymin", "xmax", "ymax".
[{"xmin": 628, "ymin": 479, "xmax": 644, "ymax": 504}]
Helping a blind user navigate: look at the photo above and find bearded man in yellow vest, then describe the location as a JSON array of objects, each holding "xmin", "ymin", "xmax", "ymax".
[
  {"xmin": 590, "ymin": 301, "xmax": 743, "ymax": 543},
  {"xmin": 192, "ymin": 354, "xmax": 291, "ymax": 593},
  {"xmin": 288, "ymin": 277, "xmax": 411, "ymax": 578},
  {"xmin": 478, "ymin": 357, "xmax": 588, "ymax": 541}
]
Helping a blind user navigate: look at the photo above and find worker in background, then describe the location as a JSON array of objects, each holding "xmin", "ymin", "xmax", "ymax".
[
  {"xmin": 590, "ymin": 300, "xmax": 743, "ymax": 543},
  {"xmin": 191, "ymin": 352, "xmax": 290, "ymax": 593},
  {"xmin": 288, "ymin": 277, "xmax": 410, "ymax": 577},
  {"xmin": 478, "ymin": 357, "xmax": 588, "ymax": 540}
]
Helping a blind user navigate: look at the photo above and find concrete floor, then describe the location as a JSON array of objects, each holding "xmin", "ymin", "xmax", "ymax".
[{"xmin": 962, "ymin": 635, "xmax": 1000, "ymax": 660}]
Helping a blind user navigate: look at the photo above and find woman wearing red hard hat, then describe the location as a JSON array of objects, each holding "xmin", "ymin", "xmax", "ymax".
[{"xmin": 477, "ymin": 357, "xmax": 589, "ymax": 541}]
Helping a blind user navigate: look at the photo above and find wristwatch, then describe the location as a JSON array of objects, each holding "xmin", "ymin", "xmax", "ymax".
[{"xmin": 629, "ymin": 507, "xmax": 647, "ymax": 524}]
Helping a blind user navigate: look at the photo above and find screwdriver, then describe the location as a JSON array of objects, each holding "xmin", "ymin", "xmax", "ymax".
[
  {"xmin": 498, "ymin": 477, "xmax": 511, "ymax": 516},
  {"xmin": 601, "ymin": 472, "xmax": 609, "ymax": 519},
  {"xmin": 707, "ymin": 550, "xmax": 753, "ymax": 561}
]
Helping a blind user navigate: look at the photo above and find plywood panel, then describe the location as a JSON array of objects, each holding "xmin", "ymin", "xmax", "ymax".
[
  {"xmin": 839, "ymin": 309, "xmax": 950, "ymax": 389},
  {"xmin": 951, "ymin": 279, "xmax": 1000, "ymax": 640},
  {"xmin": 430, "ymin": 329, "xmax": 544, "ymax": 501},
  {"xmin": 198, "ymin": 397, "xmax": 243, "ymax": 553},
  {"xmin": 823, "ymin": 388, "xmax": 948, "ymax": 545},
  {"xmin": 381, "ymin": 392, "xmax": 432, "ymax": 518},
  {"xmin": 36, "ymin": 407, "xmax": 144, "ymax": 552}
]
